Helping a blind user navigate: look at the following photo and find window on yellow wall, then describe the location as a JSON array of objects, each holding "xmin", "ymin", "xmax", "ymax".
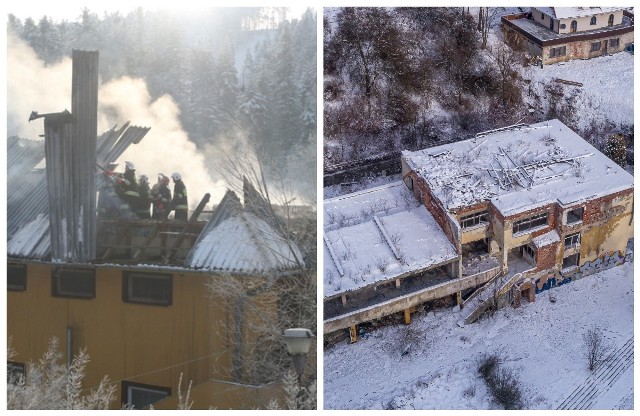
[
  {"xmin": 122, "ymin": 271, "xmax": 172, "ymax": 306},
  {"xmin": 122, "ymin": 381, "xmax": 171, "ymax": 409},
  {"xmin": 52, "ymin": 267, "xmax": 96, "ymax": 298},
  {"xmin": 8, "ymin": 263, "xmax": 27, "ymax": 291}
]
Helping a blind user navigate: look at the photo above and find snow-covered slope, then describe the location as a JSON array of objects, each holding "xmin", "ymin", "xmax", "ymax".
[{"xmin": 324, "ymin": 261, "xmax": 633, "ymax": 410}]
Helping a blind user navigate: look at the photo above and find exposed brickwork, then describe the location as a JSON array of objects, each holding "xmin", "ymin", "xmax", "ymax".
[{"xmin": 535, "ymin": 241, "xmax": 559, "ymax": 272}]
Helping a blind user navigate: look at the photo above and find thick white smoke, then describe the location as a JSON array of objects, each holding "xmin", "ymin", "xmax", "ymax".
[{"xmin": 7, "ymin": 33, "xmax": 227, "ymax": 208}]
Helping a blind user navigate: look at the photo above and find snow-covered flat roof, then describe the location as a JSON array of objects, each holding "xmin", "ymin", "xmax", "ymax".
[
  {"xmin": 538, "ymin": 7, "xmax": 624, "ymax": 20},
  {"xmin": 324, "ymin": 182, "xmax": 457, "ymax": 298},
  {"xmin": 403, "ymin": 119, "xmax": 633, "ymax": 217}
]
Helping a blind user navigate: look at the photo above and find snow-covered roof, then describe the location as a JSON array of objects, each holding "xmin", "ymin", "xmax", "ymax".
[
  {"xmin": 403, "ymin": 119, "xmax": 633, "ymax": 217},
  {"xmin": 538, "ymin": 7, "xmax": 624, "ymax": 20},
  {"xmin": 532, "ymin": 229, "xmax": 560, "ymax": 248},
  {"xmin": 185, "ymin": 190, "xmax": 303, "ymax": 274},
  {"xmin": 324, "ymin": 182, "xmax": 458, "ymax": 298}
]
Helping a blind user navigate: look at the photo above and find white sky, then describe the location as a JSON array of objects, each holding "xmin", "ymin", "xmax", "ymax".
[{"xmin": 5, "ymin": 2, "xmax": 312, "ymax": 22}]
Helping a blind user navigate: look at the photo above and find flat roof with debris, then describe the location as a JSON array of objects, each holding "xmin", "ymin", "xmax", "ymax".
[
  {"xmin": 324, "ymin": 182, "xmax": 457, "ymax": 298},
  {"xmin": 402, "ymin": 119, "xmax": 633, "ymax": 217},
  {"xmin": 537, "ymin": 7, "xmax": 624, "ymax": 20}
]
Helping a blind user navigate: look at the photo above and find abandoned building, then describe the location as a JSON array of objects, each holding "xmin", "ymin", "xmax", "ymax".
[
  {"xmin": 7, "ymin": 50, "xmax": 312, "ymax": 409},
  {"xmin": 324, "ymin": 119, "xmax": 633, "ymax": 342},
  {"xmin": 502, "ymin": 7, "xmax": 634, "ymax": 65}
]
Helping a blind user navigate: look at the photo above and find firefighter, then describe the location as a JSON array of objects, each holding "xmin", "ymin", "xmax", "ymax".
[
  {"xmin": 136, "ymin": 174, "xmax": 151, "ymax": 219},
  {"xmin": 170, "ymin": 172, "xmax": 188, "ymax": 221},
  {"xmin": 115, "ymin": 161, "xmax": 140, "ymax": 214},
  {"xmin": 151, "ymin": 174, "xmax": 172, "ymax": 220}
]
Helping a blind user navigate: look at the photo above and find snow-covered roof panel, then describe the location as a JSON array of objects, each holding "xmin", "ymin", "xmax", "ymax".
[
  {"xmin": 403, "ymin": 119, "xmax": 633, "ymax": 217},
  {"xmin": 7, "ymin": 214, "xmax": 51, "ymax": 259},
  {"xmin": 323, "ymin": 182, "xmax": 457, "ymax": 297},
  {"xmin": 532, "ymin": 229, "xmax": 560, "ymax": 248},
  {"xmin": 185, "ymin": 211, "xmax": 302, "ymax": 274}
]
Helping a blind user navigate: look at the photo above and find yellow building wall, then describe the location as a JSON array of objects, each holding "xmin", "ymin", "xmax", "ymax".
[{"xmin": 6, "ymin": 264, "xmax": 280, "ymax": 409}]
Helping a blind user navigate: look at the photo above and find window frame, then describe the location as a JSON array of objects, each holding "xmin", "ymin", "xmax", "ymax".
[
  {"xmin": 7, "ymin": 361, "xmax": 25, "ymax": 384},
  {"xmin": 8, "ymin": 263, "xmax": 27, "ymax": 291},
  {"xmin": 608, "ymin": 14, "xmax": 614, "ymax": 26},
  {"xmin": 609, "ymin": 38, "xmax": 620, "ymax": 48},
  {"xmin": 591, "ymin": 41, "xmax": 601, "ymax": 52},
  {"xmin": 512, "ymin": 211, "xmax": 549, "ymax": 235},
  {"xmin": 570, "ymin": 20, "xmax": 577, "ymax": 32},
  {"xmin": 564, "ymin": 232, "xmax": 581, "ymax": 249},
  {"xmin": 52, "ymin": 267, "xmax": 96, "ymax": 299},
  {"xmin": 122, "ymin": 271, "xmax": 173, "ymax": 306},
  {"xmin": 460, "ymin": 210, "xmax": 489, "ymax": 229},
  {"xmin": 121, "ymin": 381, "xmax": 171, "ymax": 409},
  {"xmin": 590, "ymin": 16, "xmax": 597, "ymax": 25},
  {"xmin": 550, "ymin": 46, "xmax": 566, "ymax": 58}
]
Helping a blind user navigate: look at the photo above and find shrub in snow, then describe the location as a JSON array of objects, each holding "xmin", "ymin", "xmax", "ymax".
[
  {"xmin": 477, "ymin": 353, "xmax": 524, "ymax": 410},
  {"xmin": 603, "ymin": 134, "xmax": 627, "ymax": 167},
  {"xmin": 583, "ymin": 325, "xmax": 610, "ymax": 371},
  {"xmin": 7, "ymin": 337, "xmax": 115, "ymax": 410}
]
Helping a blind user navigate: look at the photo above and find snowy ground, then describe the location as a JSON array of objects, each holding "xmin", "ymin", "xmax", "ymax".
[{"xmin": 323, "ymin": 261, "xmax": 633, "ymax": 410}]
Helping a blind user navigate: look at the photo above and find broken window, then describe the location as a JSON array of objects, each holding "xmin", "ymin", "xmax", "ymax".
[
  {"xmin": 122, "ymin": 381, "xmax": 170, "ymax": 409},
  {"xmin": 566, "ymin": 207, "xmax": 584, "ymax": 224},
  {"xmin": 608, "ymin": 14, "xmax": 614, "ymax": 26},
  {"xmin": 562, "ymin": 253, "xmax": 580, "ymax": 269},
  {"xmin": 8, "ymin": 263, "xmax": 27, "ymax": 291},
  {"xmin": 52, "ymin": 268, "xmax": 96, "ymax": 299},
  {"xmin": 123, "ymin": 272, "xmax": 172, "ymax": 306},
  {"xmin": 460, "ymin": 211, "xmax": 489, "ymax": 229},
  {"xmin": 521, "ymin": 244, "xmax": 536, "ymax": 264},
  {"xmin": 591, "ymin": 42, "xmax": 601, "ymax": 52},
  {"xmin": 564, "ymin": 232, "xmax": 581, "ymax": 248},
  {"xmin": 512, "ymin": 212, "xmax": 549, "ymax": 234},
  {"xmin": 550, "ymin": 46, "xmax": 566, "ymax": 58},
  {"xmin": 590, "ymin": 16, "xmax": 597, "ymax": 25},
  {"xmin": 570, "ymin": 20, "xmax": 577, "ymax": 32},
  {"xmin": 610, "ymin": 38, "xmax": 620, "ymax": 48}
]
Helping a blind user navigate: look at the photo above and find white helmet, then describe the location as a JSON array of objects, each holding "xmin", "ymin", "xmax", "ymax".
[
  {"xmin": 125, "ymin": 161, "xmax": 135, "ymax": 170},
  {"xmin": 171, "ymin": 172, "xmax": 181, "ymax": 181}
]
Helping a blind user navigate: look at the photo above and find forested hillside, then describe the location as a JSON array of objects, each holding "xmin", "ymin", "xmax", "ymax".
[
  {"xmin": 8, "ymin": 7, "xmax": 317, "ymax": 204},
  {"xmin": 323, "ymin": 7, "xmax": 632, "ymax": 172}
]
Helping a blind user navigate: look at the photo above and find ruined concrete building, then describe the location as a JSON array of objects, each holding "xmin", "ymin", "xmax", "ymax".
[
  {"xmin": 7, "ymin": 50, "xmax": 307, "ymax": 409},
  {"xmin": 324, "ymin": 119, "xmax": 633, "ymax": 342}
]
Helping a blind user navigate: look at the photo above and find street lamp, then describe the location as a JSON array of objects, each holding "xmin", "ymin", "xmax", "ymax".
[{"xmin": 282, "ymin": 328, "xmax": 313, "ymax": 384}]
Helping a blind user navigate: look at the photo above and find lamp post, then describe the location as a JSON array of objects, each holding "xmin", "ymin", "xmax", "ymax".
[{"xmin": 282, "ymin": 328, "xmax": 313, "ymax": 384}]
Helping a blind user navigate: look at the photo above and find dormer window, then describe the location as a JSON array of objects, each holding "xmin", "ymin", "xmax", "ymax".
[
  {"xmin": 590, "ymin": 16, "xmax": 597, "ymax": 25},
  {"xmin": 570, "ymin": 20, "xmax": 577, "ymax": 32},
  {"xmin": 608, "ymin": 14, "xmax": 614, "ymax": 26}
]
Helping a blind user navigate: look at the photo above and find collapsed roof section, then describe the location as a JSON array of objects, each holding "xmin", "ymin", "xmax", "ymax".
[{"xmin": 402, "ymin": 119, "xmax": 634, "ymax": 217}]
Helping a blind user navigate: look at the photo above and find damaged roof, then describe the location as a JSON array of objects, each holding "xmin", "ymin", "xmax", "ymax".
[{"xmin": 402, "ymin": 119, "xmax": 634, "ymax": 217}]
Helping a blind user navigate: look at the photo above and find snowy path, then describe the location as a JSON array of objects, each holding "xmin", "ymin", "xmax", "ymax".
[{"xmin": 556, "ymin": 337, "xmax": 633, "ymax": 410}]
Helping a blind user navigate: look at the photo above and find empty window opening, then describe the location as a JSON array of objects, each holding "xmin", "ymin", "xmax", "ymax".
[
  {"xmin": 521, "ymin": 244, "xmax": 536, "ymax": 264},
  {"xmin": 566, "ymin": 207, "xmax": 584, "ymax": 224},
  {"xmin": 8, "ymin": 264, "xmax": 27, "ymax": 291},
  {"xmin": 591, "ymin": 42, "xmax": 601, "ymax": 52},
  {"xmin": 562, "ymin": 253, "xmax": 580, "ymax": 269},
  {"xmin": 610, "ymin": 38, "xmax": 620, "ymax": 48},
  {"xmin": 565, "ymin": 232, "xmax": 581, "ymax": 248},
  {"xmin": 513, "ymin": 212, "xmax": 549, "ymax": 234},
  {"xmin": 122, "ymin": 381, "xmax": 170, "ymax": 409},
  {"xmin": 608, "ymin": 14, "xmax": 614, "ymax": 26},
  {"xmin": 570, "ymin": 20, "xmax": 577, "ymax": 32},
  {"xmin": 460, "ymin": 211, "xmax": 488, "ymax": 229},
  {"xmin": 590, "ymin": 16, "xmax": 597, "ymax": 25},
  {"xmin": 123, "ymin": 272, "xmax": 172, "ymax": 306},
  {"xmin": 52, "ymin": 268, "xmax": 96, "ymax": 299}
]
